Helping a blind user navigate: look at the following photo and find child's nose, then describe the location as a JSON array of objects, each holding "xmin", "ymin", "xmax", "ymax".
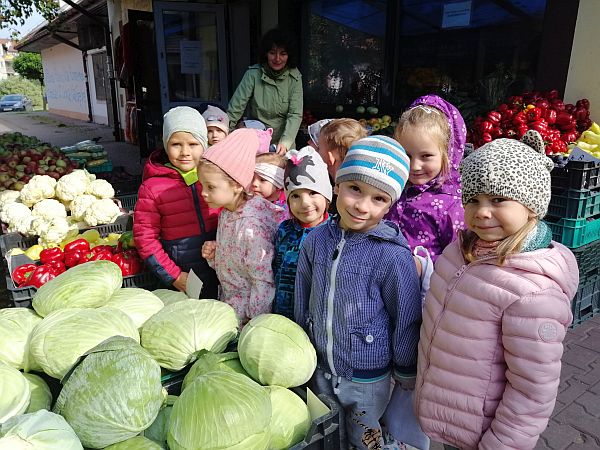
[{"xmin": 474, "ymin": 205, "xmax": 492, "ymax": 218}]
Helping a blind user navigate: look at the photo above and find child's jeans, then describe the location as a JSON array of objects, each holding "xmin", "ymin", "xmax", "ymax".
[{"xmin": 313, "ymin": 368, "xmax": 390, "ymax": 450}]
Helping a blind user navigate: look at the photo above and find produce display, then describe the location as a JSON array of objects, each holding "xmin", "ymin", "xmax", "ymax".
[
  {"xmin": 469, "ymin": 90, "xmax": 592, "ymax": 153},
  {"xmin": 0, "ymin": 132, "xmax": 78, "ymax": 192},
  {"xmin": 0, "ymin": 360, "xmax": 30, "ymax": 423},
  {"xmin": 0, "ymin": 308, "xmax": 42, "ymax": 370},
  {"xmin": 61, "ymin": 140, "xmax": 111, "ymax": 172}
]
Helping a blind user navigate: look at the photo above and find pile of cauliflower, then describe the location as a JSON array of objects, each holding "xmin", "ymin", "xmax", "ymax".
[{"xmin": 0, "ymin": 170, "xmax": 122, "ymax": 246}]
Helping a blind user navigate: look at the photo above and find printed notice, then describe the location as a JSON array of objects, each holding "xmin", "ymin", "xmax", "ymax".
[
  {"xmin": 180, "ymin": 40, "xmax": 202, "ymax": 74},
  {"xmin": 442, "ymin": 1, "xmax": 472, "ymax": 28}
]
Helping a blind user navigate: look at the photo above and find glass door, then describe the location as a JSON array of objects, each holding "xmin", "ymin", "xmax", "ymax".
[{"xmin": 154, "ymin": 2, "xmax": 228, "ymax": 114}]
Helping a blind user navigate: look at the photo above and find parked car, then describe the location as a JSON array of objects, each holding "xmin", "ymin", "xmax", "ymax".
[{"xmin": 0, "ymin": 94, "xmax": 33, "ymax": 112}]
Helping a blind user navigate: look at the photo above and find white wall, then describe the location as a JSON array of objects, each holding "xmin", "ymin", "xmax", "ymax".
[
  {"xmin": 41, "ymin": 42, "xmax": 89, "ymax": 121},
  {"xmin": 564, "ymin": 0, "xmax": 600, "ymax": 121}
]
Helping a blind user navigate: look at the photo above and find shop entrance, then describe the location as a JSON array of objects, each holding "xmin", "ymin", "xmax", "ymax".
[{"xmin": 154, "ymin": 2, "xmax": 228, "ymax": 114}]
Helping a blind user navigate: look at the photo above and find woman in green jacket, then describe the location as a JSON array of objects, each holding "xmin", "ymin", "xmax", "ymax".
[{"xmin": 227, "ymin": 28, "xmax": 303, "ymax": 155}]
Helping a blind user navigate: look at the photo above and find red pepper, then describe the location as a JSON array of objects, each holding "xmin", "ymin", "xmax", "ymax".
[
  {"xmin": 48, "ymin": 260, "xmax": 66, "ymax": 275},
  {"xmin": 575, "ymin": 107, "xmax": 590, "ymax": 122},
  {"xmin": 564, "ymin": 103, "xmax": 576, "ymax": 114},
  {"xmin": 504, "ymin": 128, "xmax": 517, "ymax": 139},
  {"xmin": 39, "ymin": 247, "xmax": 64, "ymax": 265},
  {"xmin": 12, "ymin": 263, "xmax": 38, "ymax": 287},
  {"xmin": 517, "ymin": 124, "xmax": 529, "ymax": 138},
  {"xmin": 90, "ymin": 245, "xmax": 114, "ymax": 255},
  {"xmin": 535, "ymin": 99, "xmax": 550, "ymax": 110},
  {"xmin": 526, "ymin": 107, "xmax": 542, "ymax": 122},
  {"xmin": 501, "ymin": 109, "xmax": 516, "ymax": 122},
  {"xmin": 556, "ymin": 112, "xmax": 575, "ymax": 128},
  {"xmin": 112, "ymin": 250, "xmax": 144, "ymax": 276},
  {"xmin": 23, "ymin": 265, "xmax": 57, "ymax": 288},
  {"xmin": 507, "ymin": 95, "xmax": 523, "ymax": 108},
  {"xmin": 561, "ymin": 131, "xmax": 578, "ymax": 144},
  {"xmin": 512, "ymin": 111, "xmax": 527, "ymax": 126},
  {"xmin": 64, "ymin": 249, "xmax": 86, "ymax": 268},
  {"xmin": 481, "ymin": 132, "xmax": 493, "ymax": 143},
  {"xmin": 547, "ymin": 89, "xmax": 560, "ymax": 100},
  {"xmin": 63, "ymin": 239, "xmax": 90, "ymax": 253},
  {"xmin": 530, "ymin": 120, "xmax": 548, "ymax": 134},
  {"xmin": 551, "ymin": 99, "xmax": 565, "ymax": 111},
  {"xmin": 487, "ymin": 111, "xmax": 501, "ymax": 125},
  {"xmin": 88, "ymin": 250, "xmax": 113, "ymax": 262},
  {"xmin": 544, "ymin": 109, "xmax": 557, "ymax": 125},
  {"xmin": 576, "ymin": 99, "xmax": 590, "ymax": 110},
  {"xmin": 497, "ymin": 103, "xmax": 509, "ymax": 112},
  {"xmin": 480, "ymin": 120, "xmax": 493, "ymax": 133}
]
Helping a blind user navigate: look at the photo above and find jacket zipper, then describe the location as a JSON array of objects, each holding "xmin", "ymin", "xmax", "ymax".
[
  {"xmin": 325, "ymin": 230, "xmax": 346, "ymax": 378},
  {"xmin": 191, "ymin": 184, "xmax": 206, "ymax": 234},
  {"xmin": 414, "ymin": 254, "xmax": 497, "ymax": 414}
]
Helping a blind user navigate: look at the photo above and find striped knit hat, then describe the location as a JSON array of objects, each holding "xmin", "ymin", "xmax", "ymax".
[{"xmin": 335, "ymin": 135, "xmax": 410, "ymax": 203}]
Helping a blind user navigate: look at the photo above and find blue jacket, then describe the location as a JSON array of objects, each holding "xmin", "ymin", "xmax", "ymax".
[
  {"xmin": 294, "ymin": 218, "xmax": 422, "ymax": 381},
  {"xmin": 273, "ymin": 217, "xmax": 330, "ymax": 319}
]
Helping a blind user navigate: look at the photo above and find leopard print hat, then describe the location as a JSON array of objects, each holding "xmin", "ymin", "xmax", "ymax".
[{"xmin": 459, "ymin": 130, "xmax": 554, "ymax": 217}]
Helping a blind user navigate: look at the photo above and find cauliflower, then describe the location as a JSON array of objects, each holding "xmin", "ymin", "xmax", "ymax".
[
  {"xmin": 19, "ymin": 175, "xmax": 57, "ymax": 207},
  {"xmin": 83, "ymin": 198, "xmax": 121, "ymax": 227},
  {"xmin": 55, "ymin": 169, "xmax": 92, "ymax": 202},
  {"xmin": 0, "ymin": 190, "xmax": 21, "ymax": 210},
  {"xmin": 7, "ymin": 215, "xmax": 34, "ymax": 235},
  {"xmin": 70, "ymin": 194, "xmax": 97, "ymax": 220},
  {"xmin": 37, "ymin": 216, "xmax": 71, "ymax": 247},
  {"xmin": 1, "ymin": 202, "xmax": 32, "ymax": 225},
  {"xmin": 31, "ymin": 199, "xmax": 67, "ymax": 220},
  {"xmin": 28, "ymin": 216, "xmax": 47, "ymax": 236},
  {"xmin": 85, "ymin": 179, "xmax": 115, "ymax": 199}
]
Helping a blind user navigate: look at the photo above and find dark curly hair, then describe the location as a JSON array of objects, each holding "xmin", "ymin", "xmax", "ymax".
[{"xmin": 258, "ymin": 28, "xmax": 298, "ymax": 69}]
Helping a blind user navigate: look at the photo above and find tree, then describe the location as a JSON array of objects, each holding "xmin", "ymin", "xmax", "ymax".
[
  {"xmin": 0, "ymin": 76, "xmax": 43, "ymax": 109},
  {"xmin": 0, "ymin": 1, "xmax": 59, "ymax": 28},
  {"xmin": 13, "ymin": 52, "xmax": 43, "ymax": 83}
]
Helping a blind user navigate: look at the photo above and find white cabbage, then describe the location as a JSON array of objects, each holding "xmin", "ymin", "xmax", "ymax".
[
  {"xmin": 0, "ymin": 308, "xmax": 42, "ymax": 370},
  {"xmin": 105, "ymin": 288, "xmax": 164, "ymax": 328},
  {"xmin": 0, "ymin": 360, "xmax": 30, "ymax": 424},
  {"xmin": 267, "ymin": 386, "xmax": 311, "ymax": 449},
  {"xmin": 23, "ymin": 373, "xmax": 52, "ymax": 413}
]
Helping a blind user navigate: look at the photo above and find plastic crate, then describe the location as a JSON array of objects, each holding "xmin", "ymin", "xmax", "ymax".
[
  {"xmin": 160, "ymin": 374, "xmax": 340, "ymax": 450},
  {"xmin": 571, "ymin": 239, "xmax": 600, "ymax": 284},
  {"xmin": 544, "ymin": 215, "xmax": 600, "ymax": 248},
  {"xmin": 571, "ymin": 276, "xmax": 600, "ymax": 327},
  {"xmin": 116, "ymin": 194, "xmax": 138, "ymax": 212},
  {"xmin": 0, "ymin": 214, "xmax": 132, "ymax": 259},
  {"xmin": 551, "ymin": 160, "xmax": 600, "ymax": 190},
  {"xmin": 122, "ymin": 271, "xmax": 159, "ymax": 290},
  {"xmin": 547, "ymin": 188, "xmax": 600, "ymax": 220},
  {"xmin": 86, "ymin": 160, "xmax": 113, "ymax": 174}
]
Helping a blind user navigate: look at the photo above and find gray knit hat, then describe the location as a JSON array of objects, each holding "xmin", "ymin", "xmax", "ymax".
[
  {"xmin": 162, "ymin": 106, "xmax": 208, "ymax": 150},
  {"xmin": 284, "ymin": 146, "xmax": 333, "ymax": 201},
  {"xmin": 335, "ymin": 135, "xmax": 410, "ymax": 203},
  {"xmin": 460, "ymin": 130, "xmax": 554, "ymax": 217}
]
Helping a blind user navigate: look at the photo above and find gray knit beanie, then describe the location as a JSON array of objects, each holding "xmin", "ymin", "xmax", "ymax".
[
  {"xmin": 335, "ymin": 135, "xmax": 410, "ymax": 203},
  {"xmin": 284, "ymin": 146, "xmax": 333, "ymax": 201},
  {"xmin": 460, "ymin": 130, "xmax": 554, "ymax": 217},
  {"xmin": 162, "ymin": 106, "xmax": 208, "ymax": 150}
]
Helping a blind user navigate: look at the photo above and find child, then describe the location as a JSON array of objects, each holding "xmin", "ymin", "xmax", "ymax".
[
  {"xmin": 295, "ymin": 136, "xmax": 422, "ymax": 450},
  {"xmin": 317, "ymin": 118, "xmax": 367, "ymax": 178},
  {"xmin": 414, "ymin": 131, "xmax": 579, "ymax": 450},
  {"xmin": 385, "ymin": 95, "xmax": 466, "ymax": 263},
  {"xmin": 252, "ymin": 152, "xmax": 286, "ymax": 206},
  {"xmin": 273, "ymin": 146, "xmax": 332, "ymax": 319},
  {"xmin": 307, "ymin": 118, "xmax": 332, "ymax": 149},
  {"xmin": 202, "ymin": 105, "xmax": 229, "ymax": 146},
  {"xmin": 134, "ymin": 106, "xmax": 220, "ymax": 296},
  {"xmin": 198, "ymin": 129, "xmax": 283, "ymax": 324}
]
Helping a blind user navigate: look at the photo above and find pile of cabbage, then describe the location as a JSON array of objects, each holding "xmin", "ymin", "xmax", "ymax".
[{"xmin": 0, "ymin": 259, "xmax": 320, "ymax": 449}]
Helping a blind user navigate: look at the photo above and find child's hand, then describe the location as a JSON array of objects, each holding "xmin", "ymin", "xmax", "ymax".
[
  {"xmin": 202, "ymin": 240, "xmax": 217, "ymax": 260},
  {"xmin": 413, "ymin": 255, "xmax": 423, "ymax": 276},
  {"xmin": 173, "ymin": 272, "xmax": 188, "ymax": 292}
]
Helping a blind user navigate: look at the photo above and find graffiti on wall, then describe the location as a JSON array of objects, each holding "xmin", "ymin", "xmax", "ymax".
[{"xmin": 44, "ymin": 69, "xmax": 87, "ymax": 108}]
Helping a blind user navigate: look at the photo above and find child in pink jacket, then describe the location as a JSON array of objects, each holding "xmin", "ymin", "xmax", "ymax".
[
  {"xmin": 198, "ymin": 129, "xmax": 283, "ymax": 324},
  {"xmin": 413, "ymin": 131, "xmax": 579, "ymax": 450}
]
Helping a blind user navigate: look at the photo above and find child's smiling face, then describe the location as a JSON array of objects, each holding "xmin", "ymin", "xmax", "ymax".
[
  {"xmin": 397, "ymin": 125, "xmax": 444, "ymax": 185},
  {"xmin": 166, "ymin": 131, "xmax": 205, "ymax": 172}
]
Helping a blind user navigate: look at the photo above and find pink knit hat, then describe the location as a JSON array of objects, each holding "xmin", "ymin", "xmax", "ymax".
[{"xmin": 202, "ymin": 128, "xmax": 259, "ymax": 189}]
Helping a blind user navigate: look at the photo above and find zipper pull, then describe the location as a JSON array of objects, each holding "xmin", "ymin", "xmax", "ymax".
[{"xmin": 332, "ymin": 232, "xmax": 345, "ymax": 260}]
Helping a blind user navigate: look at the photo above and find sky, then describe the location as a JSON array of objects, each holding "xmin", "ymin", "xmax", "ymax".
[{"xmin": 0, "ymin": 10, "xmax": 45, "ymax": 40}]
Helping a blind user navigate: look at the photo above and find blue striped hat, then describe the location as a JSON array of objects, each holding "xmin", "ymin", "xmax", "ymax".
[{"xmin": 335, "ymin": 135, "xmax": 410, "ymax": 203}]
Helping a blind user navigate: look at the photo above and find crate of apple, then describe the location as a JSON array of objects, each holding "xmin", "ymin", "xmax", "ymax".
[{"xmin": 0, "ymin": 147, "xmax": 77, "ymax": 191}]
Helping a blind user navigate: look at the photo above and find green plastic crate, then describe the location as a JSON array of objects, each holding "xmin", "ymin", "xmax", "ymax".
[
  {"xmin": 547, "ymin": 188, "xmax": 600, "ymax": 220},
  {"xmin": 544, "ymin": 215, "xmax": 600, "ymax": 248},
  {"xmin": 571, "ymin": 276, "xmax": 600, "ymax": 327},
  {"xmin": 87, "ymin": 160, "xmax": 113, "ymax": 173},
  {"xmin": 571, "ymin": 240, "xmax": 600, "ymax": 284}
]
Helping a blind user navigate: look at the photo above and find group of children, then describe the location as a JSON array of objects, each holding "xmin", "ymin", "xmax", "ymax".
[{"xmin": 133, "ymin": 96, "xmax": 579, "ymax": 450}]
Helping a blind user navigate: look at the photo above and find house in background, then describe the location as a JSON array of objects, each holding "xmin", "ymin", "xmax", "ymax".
[{"xmin": 0, "ymin": 39, "xmax": 18, "ymax": 80}]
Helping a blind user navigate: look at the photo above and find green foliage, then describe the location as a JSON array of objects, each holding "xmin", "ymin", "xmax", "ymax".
[
  {"xmin": 0, "ymin": 1, "xmax": 59, "ymax": 28},
  {"xmin": 0, "ymin": 76, "xmax": 43, "ymax": 108},
  {"xmin": 13, "ymin": 52, "xmax": 44, "ymax": 83}
]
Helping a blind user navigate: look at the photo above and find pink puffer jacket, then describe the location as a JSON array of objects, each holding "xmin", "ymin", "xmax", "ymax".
[{"xmin": 415, "ymin": 239, "xmax": 579, "ymax": 450}]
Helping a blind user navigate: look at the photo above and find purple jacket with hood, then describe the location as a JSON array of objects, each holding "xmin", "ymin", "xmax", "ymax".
[{"xmin": 385, "ymin": 95, "xmax": 466, "ymax": 262}]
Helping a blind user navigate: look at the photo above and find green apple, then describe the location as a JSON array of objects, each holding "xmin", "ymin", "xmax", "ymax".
[
  {"xmin": 335, "ymin": 105, "xmax": 344, "ymax": 113},
  {"xmin": 356, "ymin": 106, "xmax": 366, "ymax": 114}
]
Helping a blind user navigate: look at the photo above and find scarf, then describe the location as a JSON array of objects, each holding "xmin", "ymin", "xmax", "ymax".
[
  {"xmin": 165, "ymin": 163, "xmax": 199, "ymax": 186},
  {"xmin": 262, "ymin": 64, "xmax": 288, "ymax": 81}
]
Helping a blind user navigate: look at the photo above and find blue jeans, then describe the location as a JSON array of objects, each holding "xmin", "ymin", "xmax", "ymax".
[{"xmin": 313, "ymin": 368, "xmax": 391, "ymax": 450}]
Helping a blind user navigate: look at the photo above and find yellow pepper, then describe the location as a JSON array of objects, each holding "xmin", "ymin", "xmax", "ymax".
[
  {"xmin": 24, "ymin": 244, "xmax": 44, "ymax": 260},
  {"xmin": 81, "ymin": 229, "xmax": 101, "ymax": 244}
]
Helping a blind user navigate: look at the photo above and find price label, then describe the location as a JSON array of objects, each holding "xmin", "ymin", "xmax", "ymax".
[{"xmin": 568, "ymin": 147, "xmax": 600, "ymax": 163}]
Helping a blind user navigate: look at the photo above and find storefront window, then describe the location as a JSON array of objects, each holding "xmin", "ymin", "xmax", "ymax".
[
  {"xmin": 302, "ymin": 0, "xmax": 387, "ymax": 106},
  {"xmin": 396, "ymin": 0, "xmax": 547, "ymax": 118}
]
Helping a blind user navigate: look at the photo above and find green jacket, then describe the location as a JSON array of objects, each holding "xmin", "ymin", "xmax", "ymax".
[{"xmin": 227, "ymin": 64, "xmax": 303, "ymax": 149}]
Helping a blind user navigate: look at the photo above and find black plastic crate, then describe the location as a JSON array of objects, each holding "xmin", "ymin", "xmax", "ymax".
[
  {"xmin": 547, "ymin": 187, "xmax": 600, "ymax": 220},
  {"xmin": 571, "ymin": 276, "xmax": 600, "ymax": 327},
  {"xmin": 160, "ymin": 373, "xmax": 340, "ymax": 450},
  {"xmin": 115, "ymin": 194, "xmax": 138, "ymax": 213},
  {"xmin": 551, "ymin": 160, "xmax": 600, "ymax": 190},
  {"xmin": 571, "ymin": 240, "xmax": 600, "ymax": 284},
  {"xmin": 122, "ymin": 271, "xmax": 159, "ymax": 290}
]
